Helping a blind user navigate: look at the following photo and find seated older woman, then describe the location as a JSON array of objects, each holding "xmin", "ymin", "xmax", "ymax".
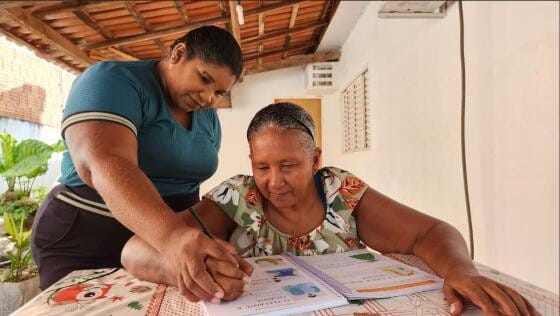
[{"xmin": 122, "ymin": 102, "xmax": 537, "ymax": 315}]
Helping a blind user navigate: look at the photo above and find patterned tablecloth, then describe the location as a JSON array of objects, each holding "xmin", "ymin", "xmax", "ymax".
[{"xmin": 13, "ymin": 254, "xmax": 559, "ymax": 316}]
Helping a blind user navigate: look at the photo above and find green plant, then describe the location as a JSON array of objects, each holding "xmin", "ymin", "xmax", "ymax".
[
  {"xmin": 0, "ymin": 132, "xmax": 64, "ymax": 198},
  {"xmin": 0, "ymin": 212, "xmax": 36, "ymax": 282},
  {"xmin": 0, "ymin": 132, "xmax": 64, "ymax": 282}
]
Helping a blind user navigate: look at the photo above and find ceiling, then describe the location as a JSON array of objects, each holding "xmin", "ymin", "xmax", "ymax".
[{"xmin": 0, "ymin": 0, "xmax": 342, "ymax": 76}]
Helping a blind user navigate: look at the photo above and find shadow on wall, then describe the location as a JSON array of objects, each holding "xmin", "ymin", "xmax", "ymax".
[{"xmin": 0, "ymin": 84, "xmax": 46, "ymax": 123}]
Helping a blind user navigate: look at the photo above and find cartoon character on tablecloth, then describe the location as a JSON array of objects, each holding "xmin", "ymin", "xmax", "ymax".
[{"xmin": 47, "ymin": 283, "xmax": 112, "ymax": 307}]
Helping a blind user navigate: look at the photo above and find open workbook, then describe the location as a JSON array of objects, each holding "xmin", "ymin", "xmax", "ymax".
[{"xmin": 205, "ymin": 249, "xmax": 443, "ymax": 316}]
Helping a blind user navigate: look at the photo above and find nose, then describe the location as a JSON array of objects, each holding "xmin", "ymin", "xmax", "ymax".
[
  {"xmin": 269, "ymin": 168, "xmax": 285, "ymax": 189},
  {"xmin": 200, "ymin": 89, "xmax": 214, "ymax": 107}
]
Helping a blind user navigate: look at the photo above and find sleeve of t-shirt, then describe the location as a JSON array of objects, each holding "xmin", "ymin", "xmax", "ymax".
[
  {"xmin": 61, "ymin": 62, "xmax": 143, "ymax": 139},
  {"xmin": 204, "ymin": 175, "xmax": 254, "ymax": 227},
  {"xmin": 322, "ymin": 167, "xmax": 369, "ymax": 212}
]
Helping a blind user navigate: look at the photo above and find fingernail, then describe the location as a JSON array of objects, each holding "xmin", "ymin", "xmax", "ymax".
[
  {"xmin": 211, "ymin": 298, "xmax": 221, "ymax": 304},
  {"xmin": 243, "ymin": 283, "xmax": 250, "ymax": 291},
  {"xmin": 215, "ymin": 291, "xmax": 224, "ymax": 299},
  {"xmin": 450, "ymin": 302, "xmax": 456, "ymax": 314}
]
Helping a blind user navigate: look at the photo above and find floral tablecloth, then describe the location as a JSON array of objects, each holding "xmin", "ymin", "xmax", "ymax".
[{"xmin": 12, "ymin": 255, "xmax": 559, "ymax": 316}]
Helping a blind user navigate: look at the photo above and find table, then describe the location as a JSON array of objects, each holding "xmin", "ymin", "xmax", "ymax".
[{"xmin": 13, "ymin": 254, "xmax": 559, "ymax": 316}]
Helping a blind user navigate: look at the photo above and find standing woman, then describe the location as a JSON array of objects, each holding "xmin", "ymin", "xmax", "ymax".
[{"xmin": 31, "ymin": 26, "xmax": 248, "ymax": 303}]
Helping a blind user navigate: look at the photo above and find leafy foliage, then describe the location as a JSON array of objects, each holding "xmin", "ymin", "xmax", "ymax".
[
  {"xmin": 0, "ymin": 132, "xmax": 64, "ymax": 282},
  {"xmin": 0, "ymin": 212, "xmax": 36, "ymax": 282}
]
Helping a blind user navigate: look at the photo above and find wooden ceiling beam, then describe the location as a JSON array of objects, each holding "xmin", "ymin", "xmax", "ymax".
[
  {"xmin": 33, "ymin": 1, "xmax": 128, "ymax": 18},
  {"xmin": 0, "ymin": 1, "xmax": 61, "ymax": 10},
  {"xmin": 227, "ymin": 0, "xmax": 241, "ymax": 44},
  {"xmin": 82, "ymin": 0, "xmax": 305, "ymax": 51},
  {"xmin": 106, "ymin": 47, "xmax": 137, "ymax": 61},
  {"xmin": 257, "ymin": 13, "xmax": 265, "ymax": 64},
  {"xmin": 245, "ymin": 42, "xmax": 315, "ymax": 61},
  {"xmin": 173, "ymin": 1, "xmax": 189, "ymax": 24},
  {"xmin": 242, "ymin": 21, "xmax": 327, "ymax": 45},
  {"xmin": 0, "ymin": 7, "xmax": 95, "ymax": 66},
  {"xmin": 282, "ymin": 4, "xmax": 299, "ymax": 59},
  {"xmin": 123, "ymin": 1, "xmax": 164, "ymax": 56},
  {"xmin": 246, "ymin": 49, "xmax": 341, "ymax": 76},
  {"xmin": 73, "ymin": 10, "xmax": 113, "ymax": 40}
]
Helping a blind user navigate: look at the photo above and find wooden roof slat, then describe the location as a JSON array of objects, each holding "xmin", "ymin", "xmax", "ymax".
[
  {"xmin": 124, "ymin": 1, "xmax": 165, "ymax": 56},
  {"xmin": 245, "ymin": 42, "xmax": 315, "ymax": 61},
  {"xmin": 0, "ymin": 1, "xmax": 62, "ymax": 10},
  {"xmin": 246, "ymin": 49, "xmax": 340, "ymax": 75},
  {"xmin": 34, "ymin": 2, "xmax": 128, "ymax": 19},
  {"xmin": 73, "ymin": 10, "xmax": 113, "ymax": 40},
  {"xmin": 173, "ymin": 1, "xmax": 189, "ymax": 24},
  {"xmin": 242, "ymin": 20, "xmax": 325, "ymax": 45},
  {"xmin": 83, "ymin": 0, "xmax": 304, "ymax": 51},
  {"xmin": 228, "ymin": 0, "xmax": 240, "ymax": 44},
  {"xmin": 0, "ymin": 7, "xmax": 94, "ymax": 67}
]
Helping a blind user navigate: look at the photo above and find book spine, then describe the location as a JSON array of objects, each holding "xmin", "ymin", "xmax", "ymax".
[{"xmin": 283, "ymin": 252, "xmax": 354, "ymax": 296}]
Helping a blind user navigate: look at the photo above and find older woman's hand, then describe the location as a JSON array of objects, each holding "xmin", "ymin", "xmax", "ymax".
[{"xmin": 443, "ymin": 269, "xmax": 540, "ymax": 316}]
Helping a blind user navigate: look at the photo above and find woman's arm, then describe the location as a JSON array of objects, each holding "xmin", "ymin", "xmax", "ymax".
[
  {"xmin": 65, "ymin": 122, "xmax": 240, "ymax": 302},
  {"xmin": 121, "ymin": 199, "xmax": 252, "ymax": 300},
  {"xmin": 355, "ymin": 187, "xmax": 538, "ymax": 316}
]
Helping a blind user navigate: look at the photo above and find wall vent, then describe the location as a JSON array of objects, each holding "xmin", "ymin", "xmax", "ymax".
[{"xmin": 304, "ymin": 62, "xmax": 337, "ymax": 95}]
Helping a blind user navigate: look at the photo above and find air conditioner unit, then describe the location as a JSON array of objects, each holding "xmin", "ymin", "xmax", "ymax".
[
  {"xmin": 304, "ymin": 62, "xmax": 337, "ymax": 95},
  {"xmin": 378, "ymin": 1, "xmax": 447, "ymax": 18}
]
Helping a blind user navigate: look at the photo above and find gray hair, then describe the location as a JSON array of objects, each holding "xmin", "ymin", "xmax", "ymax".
[{"xmin": 247, "ymin": 102, "xmax": 316, "ymax": 154}]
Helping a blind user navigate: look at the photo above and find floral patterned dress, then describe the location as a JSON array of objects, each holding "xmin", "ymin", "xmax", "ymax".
[{"xmin": 204, "ymin": 167, "xmax": 369, "ymax": 257}]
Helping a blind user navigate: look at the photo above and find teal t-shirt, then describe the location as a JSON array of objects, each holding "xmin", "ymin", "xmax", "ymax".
[{"xmin": 58, "ymin": 60, "xmax": 221, "ymax": 196}]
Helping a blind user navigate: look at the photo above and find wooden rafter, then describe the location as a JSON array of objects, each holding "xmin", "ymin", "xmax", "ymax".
[
  {"xmin": 123, "ymin": 1, "xmax": 165, "ymax": 54},
  {"xmin": 282, "ymin": 4, "xmax": 299, "ymax": 59},
  {"xmin": 246, "ymin": 49, "xmax": 341, "ymax": 76},
  {"xmin": 228, "ymin": 0, "xmax": 241, "ymax": 43},
  {"xmin": 106, "ymin": 47, "xmax": 137, "ymax": 61},
  {"xmin": 82, "ymin": 0, "xmax": 305, "ymax": 50},
  {"xmin": 73, "ymin": 10, "xmax": 113, "ymax": 40},
  {"xmin": 0, "ymin": 7, "xmax": 94, "ymax": 66},
  {"xmin": 32, "ymin": 1, "xmax": 128, "ymax": 18},
  {"xmin": 242, "ymin": 21, "xmax": 327, "ymax": 45},
  {"xmin": 313, "ymin": 0, "xmax": 340, "ymax": 54},
  {"xmin": 245, "ymin": 42, "xmax": 315, "ymax": 61},
  {"xmin": 173, "ymin": 1, "xmax": 189, "ymax": 24},
  {"xmin": 0, "ymin": 1, "xmax": 61, "ymax": 10},
  {"xmin": 257, "ymin": 13, "xmax": 265, "ymax": 64}
]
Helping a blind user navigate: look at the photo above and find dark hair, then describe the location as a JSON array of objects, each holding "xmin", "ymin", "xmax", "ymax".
[
  {"xmin": 247, "ymin": 102, "xmax": 316, "ymax": 153},
  {"xmin": 171, "ymin": 26, "xmax": 243, "ymax": 79}
]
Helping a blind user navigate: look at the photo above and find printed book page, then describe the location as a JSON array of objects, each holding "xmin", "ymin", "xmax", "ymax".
[
  {"xmin": 287, "ymin": 249, "xmax": 443, "ymax": 299},
  {"xmin": 204, "ymin": 255, "xmax": 348, "ymax": 316}
]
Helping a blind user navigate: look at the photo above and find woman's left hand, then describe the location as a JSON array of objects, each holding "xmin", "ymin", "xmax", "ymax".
[{"xmin": 443, "ymin": 269, "xmax": 540, "ymax": 316}]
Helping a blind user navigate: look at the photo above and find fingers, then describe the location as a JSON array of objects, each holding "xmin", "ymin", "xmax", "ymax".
[
  {"xmin": 481, "ymin": 282, "xmax": 518, "ymax": 316},
  {"xmin": 211, "ymin": 272, "xmax": 249, "ymax": 301},
  {"xmin": 206, "ymin": 257, "xmax": 246, "ymax": 280},
  {"xmin": 235, "ymin": 255, "xmax": 255, "ymax": 277},
  {"xmin": 443, "ymin": 283, "xmax": 464, "ymax": 315},
  {"xmin": 215, "ymin": 238, "xmax": 238, "ymax": 254},
  {"xmin": 177, "ymin": 273, "xmax": 201, "ymax": 302},
  {"xmin": 451, "ymin": 279, "xmax": 499, "ymax": 316},
  {"xmin": 204, "ymin": 238, "xmax": 239, "ymax": 268},
  {"xmin": 185, "ymin": 255, "xmax": 225, "ymax": 302},
  {"xmin": 497, "ymin": 283, "xmax": 531, "ymax": 315}
]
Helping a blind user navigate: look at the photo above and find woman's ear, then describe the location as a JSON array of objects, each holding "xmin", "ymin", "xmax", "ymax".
[
  {"xmin": 170, "ymin": 43, "xmax": 187, "ymax": 64},
  {"xmin": 312, "ymin": 147, "xmax": 322, "ymax": 172}
]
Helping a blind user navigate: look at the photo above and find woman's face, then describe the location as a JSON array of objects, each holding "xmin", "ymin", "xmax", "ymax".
[
  {"xmin": 165, "ymin": 44, "xmax": 237, "ymax": 112},
  {"xmin": 250, "ymin": 127, "xmax": 320, "ymax": 210}
]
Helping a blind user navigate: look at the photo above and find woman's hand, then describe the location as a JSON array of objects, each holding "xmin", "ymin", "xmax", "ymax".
[
  {"xmin": 161, "ymin": 226, "xmax": 241, "ymax": 303},
  {"xmin": 443, "ymin": 269, "xmax": 540, "ymax": 316}
]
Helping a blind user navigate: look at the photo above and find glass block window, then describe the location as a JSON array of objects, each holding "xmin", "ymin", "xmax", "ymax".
[{"xmin": 342, "ymin": 69, "xmax": 369, "ymax": 152}]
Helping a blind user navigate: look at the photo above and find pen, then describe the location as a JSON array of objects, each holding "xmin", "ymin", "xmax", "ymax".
[{"xmin": 188, "ymin": 206, "xmax": 214, "ymax": 239}]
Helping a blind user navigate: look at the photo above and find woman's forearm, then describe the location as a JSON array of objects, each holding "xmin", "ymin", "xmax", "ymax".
[
  {"xmin": 412, "ymin": 221, "xmax": 477, "ymax": 278},
  {"xmin": 121, "ymin": 235, "xmax": 177, "ymax": 286}
]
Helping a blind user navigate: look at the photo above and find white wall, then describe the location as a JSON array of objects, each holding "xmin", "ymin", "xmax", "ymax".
[{"xmin": 207, "ymin": 1, "xmax": 559, "ymax": 294}]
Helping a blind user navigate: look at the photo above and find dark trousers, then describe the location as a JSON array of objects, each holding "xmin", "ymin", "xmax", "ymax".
[{"xmin": 31, "ymin": 184, "xmax": 199, "ymax": 290}]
